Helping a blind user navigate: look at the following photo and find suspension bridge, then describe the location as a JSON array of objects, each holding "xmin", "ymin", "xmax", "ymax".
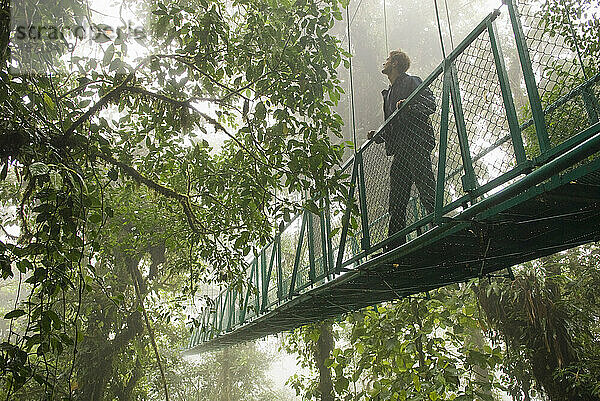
[{"xmin": 185, "ymin": 0, "xmax": 600, "ymax": 352}]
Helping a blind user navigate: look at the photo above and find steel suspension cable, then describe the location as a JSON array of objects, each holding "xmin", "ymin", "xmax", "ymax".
[
  {"xmin": 559, "ymin": 0, "xmax": 589, "ymax": 79},
  {"xmin": 346, "ymin": 4, "xmax": 358, "ymax": 152},
  {"xmin": 443, "ymin": 0, "xmax": 455, "ymax": 49},
  {"xmin": 383, "ymin": 0, "xmax": 389, "ymax": 54},
  {"xmin": 433, "ymin": 0, "xmax": 448, "ymax": 59},
  {"xmin": 340, "ymin": 0, "xmax": 366, "ymax": 46}
]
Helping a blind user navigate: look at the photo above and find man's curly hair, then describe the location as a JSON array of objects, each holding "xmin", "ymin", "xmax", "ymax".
[{"xmin": 389, "ymin": 50, "xmax": 410, "ymax": 73}]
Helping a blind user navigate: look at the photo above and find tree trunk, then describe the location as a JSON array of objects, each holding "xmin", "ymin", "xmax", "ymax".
[
  {"xmin": 467, "ymin": 325, "xmax": 493, "ymax": 399},
  {"xmin": 314, "ymin": 322, "xmax": 335, "ymax": 401},
  {"xmin": 219, "ymin": 347, "xmax": 232, "ymax": 401}
]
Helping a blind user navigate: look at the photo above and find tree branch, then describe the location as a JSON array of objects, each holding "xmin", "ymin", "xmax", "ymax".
[
  {"xmin": 97, "ymin": 152, "xmax": 208, "ymax": 234},
  {"xmin": 63, "ymin": 73, "xmax": 135, "ymax": 138},
  {"xmin": 129, "ymin": 263, "xmax": 170, "ymax": 401}
]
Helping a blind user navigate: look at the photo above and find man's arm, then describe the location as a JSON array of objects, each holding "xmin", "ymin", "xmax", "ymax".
[
  {"xmin": 399, "ymin": 76, "xmax": 436, "ymax": 116},
  {"xmin": 368, "ymin": 129, "xmax": 385, "ymax": 143},
  {"xmin": 417, "ymin": 86, "xmax": 436, "ymax": 115}
]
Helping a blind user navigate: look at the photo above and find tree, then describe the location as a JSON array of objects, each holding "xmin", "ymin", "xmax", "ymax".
[
  {"xmin": 284, "ymin": 285, "xmax": 505, "ymax": 401},
  {"xmin": 476, "ymin": 249, "xmax": 600, "ymax": 401},
  {"xmin": 162, "ymin": 341, "xmax": 292, "ymax": 401},
  {"xmin": 1, "ymin": 0, "xmax": 352, "ymax": 396}
]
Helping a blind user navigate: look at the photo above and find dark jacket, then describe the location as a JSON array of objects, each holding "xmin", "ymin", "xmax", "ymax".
[{"xmin": 377, "ymin": 73, "xmax": 436, "ymax": 156}]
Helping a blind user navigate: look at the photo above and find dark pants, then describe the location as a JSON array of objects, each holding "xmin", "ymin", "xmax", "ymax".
[{"xmin": 387, "ymin": 149, "xmax": 435, "ymax": 248}]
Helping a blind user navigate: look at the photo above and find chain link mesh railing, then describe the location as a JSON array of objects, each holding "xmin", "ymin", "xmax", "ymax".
[
  {"xmin": 454, "ymin": 32, "xmax": 518, "ymax": 188},
  {"xmin": 516, "ymin": 0, "xmax": 600, "ymax": 152}
]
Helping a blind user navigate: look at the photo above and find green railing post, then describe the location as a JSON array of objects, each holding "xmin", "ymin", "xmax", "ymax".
[
  {"xmin": 260, "ymin": 248, "xmax": 267, "ymax": 312},
  {"xmin": 254, "ymin": 260, "xmax": 260, "ymax": 314},
  {"xmin": 226, "ymin": 291, "xmax": 232, "ymax": 331},
  {"xmin": 276, "ymin": 235, "xmax": 283, "ymax": 301},
  {"xmin": 487, "ymin": 19, "xmax": 527, "ymax": 165},
  {"xmin": 210, "ymin": 300, "xmax": 218, "ymax": 339},
  {"xmin": 205, "ymin": 308, "xmax": 212, "ymax": 341},
  {"xmin": 356, "ymin": 152, "xmax": 371, "ymax": 251},
  {"xmin": 238, "ymin": 291, "xmax": 243, "ymax": 325},
  {"xmin": 319, "ymin": 203, "xmax": 329, "ymax": 279},
  {"xmin": 435, "ymin": 65, "xmax": 452, "ymax": 223},
  {"xmin": 504, "ymin": 0, "xmax": 550, "ymax": 154},
  {"xmin": 199, "ymin": 312, "xmax": 206, "ymax": 343},
  {"xmin": 189, "ymin": 328, "xmax": 195, "ymax": 348},
  {"xmin": 449, "ymin": 63, "xmax": 478, "ymax": 193},
  {"xmin": 233, "ymin": 288, "xmax": 237, "ymax": 328},
  {"xmin": 307, "ymin": 212, "xmax": 316, "ymax": 284},
  {"xmin": 289, "ymin": 213, "xmax": 307, "ymax": 299},
  {"xmin": 201, "ymin": 307, "xmax": 212, "ymax": 341},
  {"xmin": 218, "ymin": 291, "xmax": 227, "ymax": 333},
  {"xmin": 226, "ymin": 290, "xmax": 231, "ymax": 331},
  {"xmin": 324, "ymin": 199, "xmax": 334, "ymax": 276},
  {"xmin": 335, "ymin": 159, "xmax": 359, "ymax": 272},
  {"xmin": 262, "ymin": 244, "xmax": 276, "ymax": 311},
  {"xmin": 241, "ymin": 262, "xmax": 255, "ymax": 322},
  {"xmin": 227, "ymin": 288, "xmax": 236, "ymax": 331}
]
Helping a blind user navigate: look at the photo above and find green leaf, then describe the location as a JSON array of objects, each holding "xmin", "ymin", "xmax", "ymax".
[
  {"xmin": 108, "ymin": 168, "xmax": 118, "ymax": 181},
  {"xmin": 50, "ymin": 170, "xmax": 63, "ymax": 189},
  {"xmin": 89, "ymin": 213, "xmax": 102, "ymax": 224},
  {"xmin": 29, "ymin": 162, "xmax": 49, "ymax": 176},
  {"xmin": 43, "ymin": 93, "xmax": 56, "ymax": 119},
  {"xmin": 16, "ymin": 259, "xmax": 32, "ymax": 273},
  {"xmin": 46, "ymin": 310, "xmax": 62, "ymax": 329},
  {"xmin": 255, "ymin": 102, "xmax": 267, "ymax": 120},
  {"xmin": 93, "ymin": 27, "xmax": 111, "ymax": 43},
  {"xmin": 40, "ymin": 313, "xmax": 51, "ymax": 332},
  {"xmin": 103, "ymin": 44, "xmax": 115, "ymax": 66},
  {"xmin": 334, "ymin": 376, "xmax": 349, "ymax": 393},
  {"xmin": 4, "ymin": 309, "xmax": 26, "ymax": 319}
]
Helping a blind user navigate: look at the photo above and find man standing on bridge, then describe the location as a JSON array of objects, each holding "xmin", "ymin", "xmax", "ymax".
[{"xmin": 368, "ymin": 50, "xmax": 437, "ymax": 249}]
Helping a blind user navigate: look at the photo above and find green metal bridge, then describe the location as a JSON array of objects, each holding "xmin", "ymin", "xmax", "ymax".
[{"xmin": 186, "ymin": 0, "xmax": 600, "ymax": 352}]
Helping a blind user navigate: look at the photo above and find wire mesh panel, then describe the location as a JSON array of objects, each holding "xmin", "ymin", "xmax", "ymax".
[
  {"xmin": 279, "ymin": 215, "xmax": 302, "ymax": 298},
  {"xmin": 435, "ymin": 82, "xmax": 467, "ymax": 207},
  {"xmin": 361, "ymin": 142, "xmax": 392, "ymax": 246},
  {"xmin": 241, "ymin": 262, "xmax": 258, "ymax": 322},
  {"xmin": 344, "ymin": 171, "xmax": 364, "ymax": 265},
  {"xmin": 310, "ymin": 212, "xmax": 327, "ymax": 282},
  {"xmin": 260, "ymin": 242, "xmax": 277, "ymax": 309},
  {"xmin": 454, "ymin": 31, "xmax": 517, "ymax": 189},
  {"xmin": 294, "ymin": 219, "xmax": 311, "ymax": 293},
  {"xmin": 328, "ymin": 162, "xmax": 354, "ymax": 264},
  {"xmin": 516, "ymin": 0, "xmax": 600, "ymax": 150}
]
